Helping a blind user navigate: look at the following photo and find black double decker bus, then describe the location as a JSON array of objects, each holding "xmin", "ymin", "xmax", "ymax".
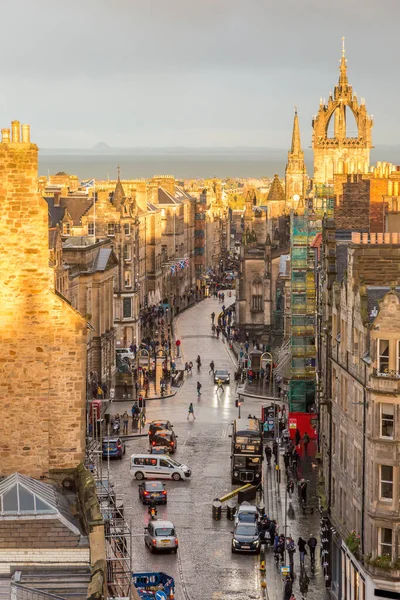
[{"xmin": 230, "ymin": 418, "xmax": 263, "ymax": 484}]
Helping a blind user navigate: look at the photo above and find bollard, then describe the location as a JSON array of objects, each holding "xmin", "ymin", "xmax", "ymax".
[
  {"xmin": 212, "ymin": 500, "xmax": 222, "ymax": 521},
  {"xmin": 226, "ymin": 501, "xmax": 236, "ymax": 521}
]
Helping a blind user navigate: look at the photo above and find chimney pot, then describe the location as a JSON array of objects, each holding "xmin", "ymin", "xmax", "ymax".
[
  {"xmin": 21, "ymin": 124, "xmax": 30, "ymax": 143},
  {"xmin": 370, "ymin": 233, "xmax": 376, "ymax": 244},
  {"xmin": 1, "ymin": 128, "xmax": 10, "ymax": 143},
  {"xmin": 11, "ymin": 120, "xmax": 20, "ymax": 143},
  {"xmin": 362, "ymin": 233, "xmax": 368, "ymax": 244}
]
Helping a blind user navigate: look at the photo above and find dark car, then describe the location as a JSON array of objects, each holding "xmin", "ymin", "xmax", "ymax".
[
  {"xmin": 148, "ymin": 421, "xmax": 174, "ymax": 441},
  {"xmin": 231, "ymin": 523, "xmax": 261, "ymax": 554},
  {"xmin": 150, "ymin": 429, "xmax": 178, "ymax": 453},
  {"xmin": 214, "ymin": 369, "xmax": 230, "ymax": 384},
  {"xmin": 102, "ymin": 437, "xmax": 125, "ymax": 459},
  {"xmin": 139, "ymin": 481, "xmax": 167, "ymax": 505}
]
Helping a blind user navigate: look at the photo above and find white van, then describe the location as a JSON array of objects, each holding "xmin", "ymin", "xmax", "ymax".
[{"xmin": 130, "ymin": 454, "xmax": 191, "ymax": 481}]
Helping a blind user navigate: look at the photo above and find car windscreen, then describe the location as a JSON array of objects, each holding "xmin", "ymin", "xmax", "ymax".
[
  {"xmin": 155, "ymin": 528, "xmax": 174, "ymax": 536},
  {"xmin": 236, "ymin": 525, "xmax": 258, "ymax": 536},
  {"xmin": 215, "ymin": 370, "xmax": 228, "ymax": 376},
  {"xmin": 238, "ymin": 513, "xmax": 257, "ymax": 523},
  {"xmin": 146, "ymin": 482, "xmax": 164, "ymax": 491},
  {"xmin": 167, "ymin": 458, "xmax": 181, "ymax": 467},
  {"xmin": 103, "ymin": 440, "xmax": 118, "ymax": 447}
]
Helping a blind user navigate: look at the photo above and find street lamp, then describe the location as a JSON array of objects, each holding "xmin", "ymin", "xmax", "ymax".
[
  {"xmin": 236, "ymin": 395, "xmax": 243, "ymax": 419},
  {"xmin": 261, "ymin": 351, "xmax": 277, "ymax": 436}
]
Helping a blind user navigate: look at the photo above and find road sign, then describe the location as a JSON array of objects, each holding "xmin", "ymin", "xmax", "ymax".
[
  {"xmin": 155, "ymin": 591, "xmax": 167, "ymax": 600},
  {"xmin": 281, "ymin": 566, "xmax": 290, "ymax": 575}
]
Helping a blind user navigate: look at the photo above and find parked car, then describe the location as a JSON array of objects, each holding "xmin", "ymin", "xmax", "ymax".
[
  {"xmin": 214, "ymin": 369, "xmax": 230, "ymax": 384},
  {"xmin": 149, "ymin": 429, "xmax": 177, "ymax": 453},
  {"xmin": 150, "ymin": 445, "xmax": 169, "ymax": 455},
  {"xmin": 130, "ymin": 454, "xmax": 191, "ymax": 481},
  {"xmin": 148, "ymin": 420, "xmax": 174, "ymax": 441},
  {"xmin": 102, "ymin": 437, "xmax": 125, "ymax": 459},
  {"xmin": 144, "ymin": 520, "xmax": 178, "ymax": 553},
  {"xmin": 231, "ymin": 523, "xmax": 261, "ymax": 554},
  {"xmin": 234, "ymin": 502, "xmax": 259, "ymax": 526},
  {"xmin": 138, "ymin": 481, "xmax": 167, "ymax": 505}
]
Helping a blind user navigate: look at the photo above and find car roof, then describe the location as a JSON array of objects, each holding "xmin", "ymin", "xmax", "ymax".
[
  {"xmin": 150, "ymin": 420, "xmax": 169, "ymax": 426},
  {"xmin": 152, "ymin": 520, "xmax": 174, "ymax": 528},
  {"xmin": 131, "ymin": 454, "xmax": 166, "ymax": 459},
  {"xmin": 144, "ymin": 481, "xmax": 164, "ymax": 487},
  {"xmin": 103, "ymin": 437, "xmax": 121, "ymax": 443},
  {"xmin": 153, "ymin": 429, "xmax": 172, "ymax": 436},
  {"xmin": 238, "ymin": 504, "xmax": 258, "ymax": 512}
]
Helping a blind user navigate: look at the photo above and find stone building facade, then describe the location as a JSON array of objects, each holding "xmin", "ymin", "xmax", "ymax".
[
  {"xmin": 312, "ymin": 42, "xmax": 373, "ymax": 184},
  {"xmin": 0, "ymin": 121, "xmax": 87, "ymax": 478},
  {"xmin": 62, "ymin": 237, "xmax": 118, "ymax": 389},
  {"xmin": 320, "ymin": 226, "xmax": 400, "ymax": 599}
]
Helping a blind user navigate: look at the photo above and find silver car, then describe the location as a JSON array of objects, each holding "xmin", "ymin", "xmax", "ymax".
[{"xmin": 144, "ymin": 519, "xmax": 178, "ymax": 553}]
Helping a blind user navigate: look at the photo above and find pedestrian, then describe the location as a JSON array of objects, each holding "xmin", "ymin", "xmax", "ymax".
[
  {"xmin": 307, "ymin": 534, "xmax": 317, "ymax": 563},
  {"xmin": 292, "ymin": 449, "xmax": 299, "ymax": 471},
  {"xmin": 287, "ymin": 536, "xmax": 296, "ymax": 576},
  {"xmin": 303, "ymin": 432, "xmax": 310, "ymax": 453},
  {"xmin": 287, "ymin": 479, "xmax": 294, "ymax": 499},
  {"xmin": 265, "ymin": 445, "xmax": 272, "ymax": 466},
  {"xmin": 299, "ymin": 479, "xmax": 307, "ymax": 504},
  {"xmin": 209, "ymin": 360, "xmax": 215, "ymax": 374},
  {"xmin": 295, "ymin": 428, "xmax": 301, "ymax": 446},
  {"xmin": 122, "ymin": 411, "xmax": 129, "ymax": 435},
  {"xmin": 283, "ymin": 576, "xmax": 293, "ymax": 600},
  {"xmin": 283, "ymin": 451, "xmax": 290, "ymax": 470},
  {"xmin": 211, "ymin": 311, "xmax": 215, "ymax": 323},
  {"xmin": 216, "ymin": 378, "xmax": 224, "ymax": 393},
  {"xmin": 298, "ymin": 537, "xmax": 307, "ymax": 566},
  {"xmin": 299, "ymin": 569, "xmax": 310, "ymax": 600},
  {"xmin": 272, "ymin": 440, "xmax": 278, "ymax": 463},
  {"xmin": 187, "ymin": 402, "xmax": 195, "ymax": 420},
  {"xmin": 197, "ymin": 381, "xmax": 202, "ymax": 396}
]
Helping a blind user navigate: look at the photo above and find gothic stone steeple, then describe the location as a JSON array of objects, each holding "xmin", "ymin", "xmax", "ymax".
[
  {"xmin": 285, "ymin": 107, "xmax": 307, "ymax": 201},
  {"xmin": 312, "ymin": 38, "xmax": 373, "ymax": 184}
]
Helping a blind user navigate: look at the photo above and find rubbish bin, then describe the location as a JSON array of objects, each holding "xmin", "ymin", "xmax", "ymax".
[
  {"xmin": 212, "ymin": 500, "xmax": 222, "ymax": 521},
  {"xmin": 227, "ymin": 501, "xmax": 236, "ymax": 521}
]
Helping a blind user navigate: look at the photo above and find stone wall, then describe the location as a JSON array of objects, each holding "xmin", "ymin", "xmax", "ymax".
[
  {"xmin": 0, "ymin": 520, "xmax": 81, "ymax": 549},
  {"xmin": 0, "ymin": 121, "xmax": 87, "ymax": 478}
]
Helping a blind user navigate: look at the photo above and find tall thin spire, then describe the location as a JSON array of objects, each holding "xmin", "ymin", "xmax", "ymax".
[
  {"xmin": 339, "ymin": 36, "xmax": 348, "ymax": 87},
  {"xmin": 291, "ymin": 107, "xmax": 302, "ymax": 154}
]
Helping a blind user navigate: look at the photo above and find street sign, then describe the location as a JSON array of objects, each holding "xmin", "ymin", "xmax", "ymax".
[
  {"xmin": 281, "ymin": 566, "xmax": 290, "ymax": 575},
  {"xmin": 155, "ymin": 591, "xmax": 167, "ymax": 600}
]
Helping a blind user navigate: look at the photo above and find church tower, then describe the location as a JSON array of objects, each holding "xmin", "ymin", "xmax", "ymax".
[
  {"xmin": 285, "ymin": 108, "xmax": 307, "ymax": 201},
  {"xmin": 312, "ymin": 38, "xmax": 373, "ymax": 184}
]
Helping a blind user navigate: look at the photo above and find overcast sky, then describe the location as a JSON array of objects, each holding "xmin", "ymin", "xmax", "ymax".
[{"xmin": 2, "ymin": 0, "xmax": 399, "ymax": 148}]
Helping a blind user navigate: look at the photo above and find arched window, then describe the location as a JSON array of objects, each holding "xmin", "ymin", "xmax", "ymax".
[{"xmin": 251, "ymin": 277, "xmax": 263, "ymax": 312}]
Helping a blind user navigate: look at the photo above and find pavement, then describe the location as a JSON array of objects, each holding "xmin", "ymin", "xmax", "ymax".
[{"xmin": 104, "ymin": 294, "xmax": 328, "ymax": 600}]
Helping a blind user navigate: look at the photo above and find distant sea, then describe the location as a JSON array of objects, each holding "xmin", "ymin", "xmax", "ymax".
[{"xmin": 38, "ymin": 147, "xmax": 400, "ymax": 181}]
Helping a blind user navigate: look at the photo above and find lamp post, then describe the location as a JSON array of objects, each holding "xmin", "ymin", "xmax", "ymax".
[{"xmin": 261, "ymin": 351, "xmax": 277, "ymax": 436}]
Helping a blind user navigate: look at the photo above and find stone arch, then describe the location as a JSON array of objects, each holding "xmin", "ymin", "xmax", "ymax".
[
  {"xmin": 325, "ymin": 101, "xmax": 359, "ymax": 139},
  {"xmin": 338, "ymin": 159, "xmax": 344, "ymax": 174}
]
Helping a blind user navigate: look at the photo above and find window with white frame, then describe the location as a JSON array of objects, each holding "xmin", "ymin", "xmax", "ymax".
[
  {"xmin": 107, "ymin": 222, "xmax": 115, "ymax": 236},
  {"xmin": 124, "ymin": 223, "xmax": 130, "ymax": 235},
  {"xmin": 124, "ymin": 270, "xmax": 131, "ymax": 288},
  {"xmin": 381, "ymin": 403, "xmax": 394, "ymax": 438},
  {"xmin": 88, "ymin": 222, "xmax": 94, "ymax": 236},
  {"xmin": 379, "ymin": 465, "xmax": 393, "ymax": 500},
  {"xmin": 123, "ymin": 244, "xmax": 131, "ymax": 261},
  {"xmin": 123, "ymin": 297, "xmax": 132, "ymax": 318},
  {"xmin": 378, "ymin": 339, "xmax": 389, "ymax": 373},
  {"xmin": 379, "ymin": 528, "xmax": 393, "ymax": 557}
]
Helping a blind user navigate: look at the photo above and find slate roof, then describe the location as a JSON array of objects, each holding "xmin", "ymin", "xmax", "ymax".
[
  {"xmin": 46, "ymin": 195, "xmax": 94, "ymax": 227},
  {"xmin": 48, "ymin": 228, "xmax": 58, "ymax": 250},
  {"xmin": 366, "ymin": 286, "xmax": 400, "ymax": 322},
  {"xmin": 267, "ymin": 174, "xmax": 285, "ymax": 202},
  {"xmin": 158, "ymin": 187, "xmax": 182, "ymax": 205},
  {"xmin": 0, "ymin": 473, "xmax": 82, "ymax": 535}
]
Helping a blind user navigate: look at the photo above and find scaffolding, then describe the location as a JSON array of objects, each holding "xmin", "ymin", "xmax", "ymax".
[
  {"xmin": 86, "ymin": 399, "xmax": 133, "ymax": 600},
  {"xmin": 288, "ymin": 188, "xmax": 334, "ymax": 412}
]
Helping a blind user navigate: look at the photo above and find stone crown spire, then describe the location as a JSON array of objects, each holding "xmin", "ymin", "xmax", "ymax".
[
  {"xmin": 291, "ymin": 106, "xmax": 302, "ymax": 155},
  {"xmin": 339, "ymin": 36, "xmax": 348, "ymax": 88}
]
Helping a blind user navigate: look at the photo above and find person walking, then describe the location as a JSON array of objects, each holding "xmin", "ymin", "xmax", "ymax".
[
  {"xmin": 187, "ymin": 402, "xmax": 195, "ymax": 420},
  {"xmin": 265, "ymin": 445, "xmax": 272, "ymax": 466},
  {"xmin": 287, "ymin": 479, "xmax": 294, "ymax": 499},
  {"xmin": 295, "ymin": 428, "xmax": 301, "ymax": 446},
  {"xmin": 197, "ymin": 382, "xmax": 202, "ymax": 397},
  {"xmin": 303, "ymin": 432, "xmax": 310, "ymax": 453},
  {"xmin": 216, "ymin": 378, "xmax": 224, "ymax": 393},
  {"xmin": 122, "ymin": 411, "xmax": 129, "ymax": 435},
  {"xmin": 283, "ymin": 575, "xmax": 293, "ymax": 600},
  {"xmin": 307, "ymin": 535, "xmax": 317, "ymax": 563},
  {"xmin": 299, "ymin": 569, "xmax": 310, "ymax": 600},
  {"xmin": 287, "ymin": 536, "xmax": 296, "ymax": 577},
  {"xmin": 211, "ymin": 311, "xmax": 215, "ymax": 324},
  {"xmin": 209, "ymin": 360, "xmax": 215, "ymax": 374},
  {"xmin": 299, "ymin": 479, "xmax": 308, "ymax": 505},
  {"xmin": 298, "ymin": 537, "xmax": 307, "ymax": 566},
  {"xmin": 272, "ymin": 440, "xmax": 279, "ymax": 464}
]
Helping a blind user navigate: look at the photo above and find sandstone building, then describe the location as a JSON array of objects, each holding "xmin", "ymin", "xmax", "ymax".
[
  {"xmin": 285, "ymin": 108, "xmax": 308, "ymax": 203},
  {"xmin": 319, "ymin": 223, "xmax": 400, "ymax": 599},
  {"xmin": 0, "ymin": 121, "xmax": 87, "ymax": 478},
  {"xmin": 312, "ymin": 40, "xmax": 373, "ymax": 184}
]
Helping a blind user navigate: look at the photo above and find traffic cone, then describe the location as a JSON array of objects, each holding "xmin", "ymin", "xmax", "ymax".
[
  {"xmin": 260, "ymin": 559, "xmax": 266, "ymax": 573},
  {"xmin": 261, "ymin": 581, "xmax": 267, "ymax": 589},
  {"xmin": 169, "ymin": 588, "xmax": 175, "ymax": 599}
]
